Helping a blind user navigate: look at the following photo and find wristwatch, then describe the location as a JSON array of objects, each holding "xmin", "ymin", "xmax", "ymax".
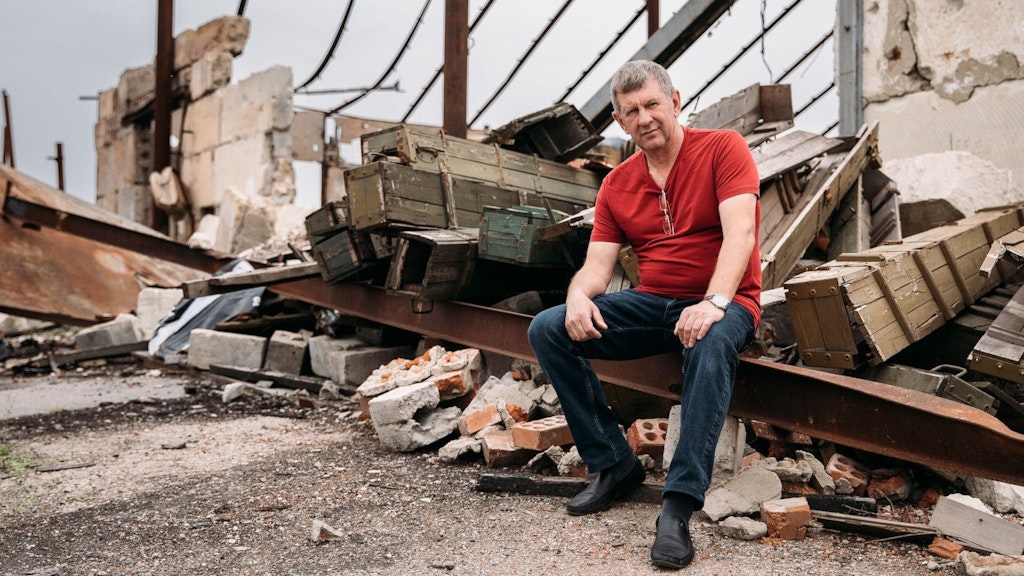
[{"xmin": 703, "ymin": 294, "xmax": 731, "ymax": 311}]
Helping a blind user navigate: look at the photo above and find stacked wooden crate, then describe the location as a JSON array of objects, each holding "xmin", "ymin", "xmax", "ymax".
[{"xmin": 784, "ymin": 206, "xmax": 1024, "ymax": 369}]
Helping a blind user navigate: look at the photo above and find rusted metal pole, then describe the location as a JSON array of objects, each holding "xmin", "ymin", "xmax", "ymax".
[
  {"xmin": 54, "ymin": 142, "xmax": 65, "ymax": 191},
  {"xmin": 153, "ymin": 0, "xmax": 174, "ymax": 231},
  {"xmin": 647, "ymin": 0, "xmax": 660, "ymax": 37},
  {"xmin": 2, "ymin": 89, "xmax": 14, "ymax": 168},
  {"xmin": 443, "ymin": 0, "xmax": 468, "ymax": 138}
]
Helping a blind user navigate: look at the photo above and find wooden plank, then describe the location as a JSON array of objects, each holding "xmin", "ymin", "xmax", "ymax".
[
  {"xmin": 385, "ymin": 228, "xmax": 478, "ymax": 301},
  {"xmin": 687, "ymin": 84, "xmax": 794, "ymax": 146},
  {"xmin": 929, "ymin": 495, "xmax": 1024, "ymax": 556},
  {"xmin": 182, "ymin": 262, "xmax": 321, "ymax": 298},
  {"xmin": 753, "ymin": 130, "xmax": 842, "ymax": 181},
  {"xmin": 761, "ymin": 123, "xmax": 879, "ymax": 290}
]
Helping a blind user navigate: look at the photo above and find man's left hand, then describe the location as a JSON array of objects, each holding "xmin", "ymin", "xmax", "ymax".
[{"xmin": 674, "ymin": 300, "xmax": 725, "ymax": 348}]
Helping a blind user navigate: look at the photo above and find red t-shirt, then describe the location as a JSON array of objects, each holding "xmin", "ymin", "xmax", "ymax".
[{"xmin": 591, "ymin": 126, "xmax": 762, "ymax": 326}]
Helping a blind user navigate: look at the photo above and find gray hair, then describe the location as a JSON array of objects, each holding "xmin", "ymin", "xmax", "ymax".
[{"xmin": 610, "ymin": 60, "xmax": 675, "ymax": 114}]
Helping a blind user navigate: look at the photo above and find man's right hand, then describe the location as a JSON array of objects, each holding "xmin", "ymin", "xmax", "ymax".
[{"xmin": 565, "ymin": 292, "xmax": 608, "ymax": 342}]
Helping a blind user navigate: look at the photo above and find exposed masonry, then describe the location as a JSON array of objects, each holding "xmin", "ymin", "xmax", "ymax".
[{"xmin": 864, "ymin": 0, "xmax": 1024, "ymax": 104}]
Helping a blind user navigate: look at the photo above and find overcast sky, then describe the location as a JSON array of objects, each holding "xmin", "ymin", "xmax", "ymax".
[{"xmin": 0, "ymin": 0, "xmax": 837, "ymax": 206}]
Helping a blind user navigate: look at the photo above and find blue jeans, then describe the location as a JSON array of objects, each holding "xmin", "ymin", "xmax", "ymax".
[{"xmin": 527, "ymin": 289, "xmax": 754, "ymax": 506}]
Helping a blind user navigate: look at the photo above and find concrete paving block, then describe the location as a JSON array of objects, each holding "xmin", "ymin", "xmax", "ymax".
[
  {"xmin": 75, "ymin": 313, "xmax": 144, "ymax": 351},
  {"xmin": 307, "ymin": 335, "xmax": 365, "ymax": 378},
  {"xmin": 263, "ymin": 330, "xmax": 309, "ymax": 375},
  {"xmin": 326, "ymin": 345, "xmax": 415, "ymax": 387},
  {"xmin": 367, "ymin": 381, "xmax": 439, "ymax": 426},
  {"xmin": 186, "ymin": 328, "xmax": 266, "ymax": 370}
]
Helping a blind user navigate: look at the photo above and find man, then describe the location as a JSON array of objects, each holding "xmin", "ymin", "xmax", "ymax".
[{"xmin": 527, "ymin": 60, "xmax": 760, "ymax": 569}]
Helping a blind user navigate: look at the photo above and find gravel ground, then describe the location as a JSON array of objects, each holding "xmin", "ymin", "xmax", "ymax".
[{"xmin": 0, "ymin": 369, "xmax": 961, "ymax": 576}]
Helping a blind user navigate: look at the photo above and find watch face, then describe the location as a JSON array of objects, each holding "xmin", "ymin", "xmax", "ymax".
[{"xmin": 708, "ymin": 295, "xmax": 729, "ymax": 309}]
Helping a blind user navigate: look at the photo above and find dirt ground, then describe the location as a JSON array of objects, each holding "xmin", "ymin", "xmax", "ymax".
[{"xmin": 0, "ymin": 366, "xmax": 961, "ymax": 576}]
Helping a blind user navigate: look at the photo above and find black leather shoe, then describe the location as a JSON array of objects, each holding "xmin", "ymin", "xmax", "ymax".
[
  {"xmin": 650, "ymin": 515, "xmax": 694, "ymax": 569},
  {"xmin": 566, "ymin": 457, "xmax": 645, "ymax": 516}
]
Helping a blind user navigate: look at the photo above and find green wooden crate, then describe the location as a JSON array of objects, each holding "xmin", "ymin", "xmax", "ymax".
[
  {"xmin": 478, "ymin": 206, "xmax": 585, "ymax": 268},
  {"xmin": 361, "ymin": 124, "xmax": 600, "ymax": 209},
  {"xmin": 344, "ymin": 161, "xmax": 528, "ymax": 232},
  {"xmin": 311, "ymin": 226, "xmax": 370, "ymax": 283}
]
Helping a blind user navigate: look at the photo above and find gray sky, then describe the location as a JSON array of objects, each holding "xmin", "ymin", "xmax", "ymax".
[{"xmin": 0, "ymin": 0, "xmax": 837, "ymax": 206}]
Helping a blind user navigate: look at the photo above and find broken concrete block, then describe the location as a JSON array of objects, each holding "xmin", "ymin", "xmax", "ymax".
[
  {"xmin": 190, "ymin": 50, "xmax": 232, "ymax": 101},
  {"xmin": 117, "ymin": 64, "xmax": 155, "ymax": 115},
  {"xmin": 263, "ymin": 330, "xmax": 310, "ymax": 375},
  {"xmin": 187, "ymin": 213, "xmax": 219, "ymax": 250},
  {"xmin": 627, "ymin": 418, "xmax": 669, "ymax": 464},
  {"xmin": 948, "ymin": 492, "xmax": 997, "ymax": 515},
  {"xmin": 215, "ymin": 186, "xmax": 275, "ymax": 254},
  {"xmin": 965, "ymin": 476, "xmax": 1024, "ymax": 515},
  {"xmin": 356, "ymin": 360, "xmax": 407, "ymax": 399},
  {"xmin": 719, "ymin": 516, "xmax": 768, "ymax": 541},
  {"xmin": 955, "ymin": 551, "xmax": 1024, "ymax": 576},
  {"xmin": 326, "ymin": 345, "xmax": 416, "ymax": 388},
  {"xmin": 135, "ymin": 288, "xmax": 183, "ymax": 340},
  {"xmin": 557, "ymin": 445, "xmax": 587, "ymax": 477},
  {"xmin": 192, "ymin": 15, "xmax": 250, "ymax": 61},
  {"xmin": 438, "ymin": 437, "xmax": 482, "ymax": 463},
  {"xmin": 367, "ymin": 381, "xmax": 440, "ymax": 426},
  {"xmin": 760, "ymin": 497, "xmax": 811, "ymax": 540},
  {"xmin": 186, "ymin": 328, "xmax": 266, "ymax": 370},
  {"xmin": 427, "ymin": 363, "xmax": 480, "ymax": 401},
  {"xmin": 471, "ymin": 376, "xmax": 536, "ymax": 420},
  {"xmin": 74, "ymin": 313, "xmax": 144, "ymax": 351},
  {"xmin": 481, "ymin": 429, "xmax": 534, "ymax": 468},
  {"xmin": 755, "ymin": 457, "xmax": 814, "ymax": 483},
  {"xmin": 526, "ymin": 445, "xmax": 566, "ymax": 475},
  {"xmin": 702, "ymin": 467, "xmax": 783, "ymax": 522},
  {"xmin": 795, "ymin": 450, "xmax": 835, "ymax": 495},
  {"xmin": 220, "ymin": 66, "xmax": 292, "ymax": 143},
  {"xmin": 666, "ymin": 408, "xmax": 744, "ymax": 488},
  {"xmin": 511, "ymin": 415, "xmax": 573, "ymax": 451},
  {"xmin": 149, "ymin": 166, "xmax": 187, "ymax": 219},
  {"xmin": 374, "ymin": 406, "xmax": 461, "ymax": 452},
  {"xmin": 173, "ymin": 28, "xmax": 195, "ymax": 71},
  {"xmin": 308, "ymin": 336, "xmax": 364, "ymax": 378}
]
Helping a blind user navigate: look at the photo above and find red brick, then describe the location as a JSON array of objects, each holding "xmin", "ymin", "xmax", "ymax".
[
  {"xmin": 917, "ymin": 486, "xmax": 943, "ymax": 510},
  {"xmin": 459, "ymin": 404, "xmax": 502, "ymax": 436},
  {"xmin": 760, "ymin": 497, "xmax": 812, "ymax": 540},
  {"xmin": 626, "ymin": 418, "xmax": 669, "ymax": 462},
  {"xmin": 928, "ymin": 536, "xmax": 963, "ymax": 559},
  {"xmin": 782, "ymin": 481, "xmax": 818, "ymax": 496},
  {"xmin": 357, "ymin": 395, "xmax": 371, "ymax": 421},
  {"xmin": 742, "ymin": 451, "xmax": 766, "ymax": 468},
  {"xmin": 826, "ymin": 453, "xmax": 870, "ymax": 496},
  {"xmin": 481, "ymin": 430, "xmax": 534, "ymax": 467},
  {"xmin": 511, "ymin": 415, "xmax": 573, "ymax": 450},
  {"xmin": 867, "ymin": 472, "xmax": 911, "ymax": 501}
]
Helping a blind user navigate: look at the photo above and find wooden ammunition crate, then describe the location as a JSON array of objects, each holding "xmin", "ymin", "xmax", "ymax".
[
  {"xmin": 361, "ymin": 124, "xmax": 600, "ymax": 209},
  {"xmin": 304, "ymin": 201, "xmax": 348, "ymax": 242},
  {"xmin": 785, "ymin": 207, "xmax": 1024, "ymax": 368},
  {"xmin": 385, "ymin": 228, "xmax": 478, "ymax": 301},
  {"xmin": 344, "ymin": 161, "xmax": 534, "ymax": 231},
  {"xmin": 478, "ymin": 205, "xmax": 585, "ymax": 268},
  {"xmin": 311, "ymin": 225, "xmax": 375, "ymax": 284}
]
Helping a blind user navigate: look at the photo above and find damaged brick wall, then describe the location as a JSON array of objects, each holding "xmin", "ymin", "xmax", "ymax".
[
  {"xmin": 862, "ymin": 0, "xmax": 1024, "ymax": 214},
  {"xmin": 95, "ymin": 15, "xmax": 301, "ymax": 255}
]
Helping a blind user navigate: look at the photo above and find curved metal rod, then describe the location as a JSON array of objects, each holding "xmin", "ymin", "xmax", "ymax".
[
  {"xmin": 556, "ymin": 2, "xmax": 647, "ymax": 104},
  {"xmin": 328, "ymin": 0, "xmax": 433, "ymax": 115},
  {"xmin": 469, "ymin": 0, "xmax": 575, "ymax": 126},
  {"xmin": 295, "ymin": 0, "xmax": 357, "ymax": 91},
  {"xmin": 402, "ymin": 0, "xmax": 497, "ymax": 123},
  {"xmin": 682, "ymin": 0, "xmax": 803, "ymax": 111}
]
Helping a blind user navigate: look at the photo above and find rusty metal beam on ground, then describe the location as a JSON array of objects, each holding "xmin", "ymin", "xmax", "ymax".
[{"xmin": 271, "ymin": 278, "xmax": 1024, "ymax": 484}]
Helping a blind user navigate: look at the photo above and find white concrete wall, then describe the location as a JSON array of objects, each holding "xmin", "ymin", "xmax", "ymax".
[{"xmin": 862, "ymin": 0, "xmax": 1024, "ymax": 212}]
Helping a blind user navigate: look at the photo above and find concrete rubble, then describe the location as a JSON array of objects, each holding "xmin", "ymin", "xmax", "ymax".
[{"xmin": 3, "ymin": 1, "xmax": 1024, "ymax": 571}]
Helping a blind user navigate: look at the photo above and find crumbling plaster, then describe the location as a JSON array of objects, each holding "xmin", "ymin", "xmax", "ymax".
[
  {"xmin": 863, "ymin": 0, "xmax": 1024, "ymax": 104},
  {"xmin": 863, "ymin": 0, "xmax": 1024, "ymax": 210}
]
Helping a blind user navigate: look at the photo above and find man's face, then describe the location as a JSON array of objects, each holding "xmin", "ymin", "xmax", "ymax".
[{"xmin": 612, "ymin": 78, "xmax": 681, "ymax": 152}]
